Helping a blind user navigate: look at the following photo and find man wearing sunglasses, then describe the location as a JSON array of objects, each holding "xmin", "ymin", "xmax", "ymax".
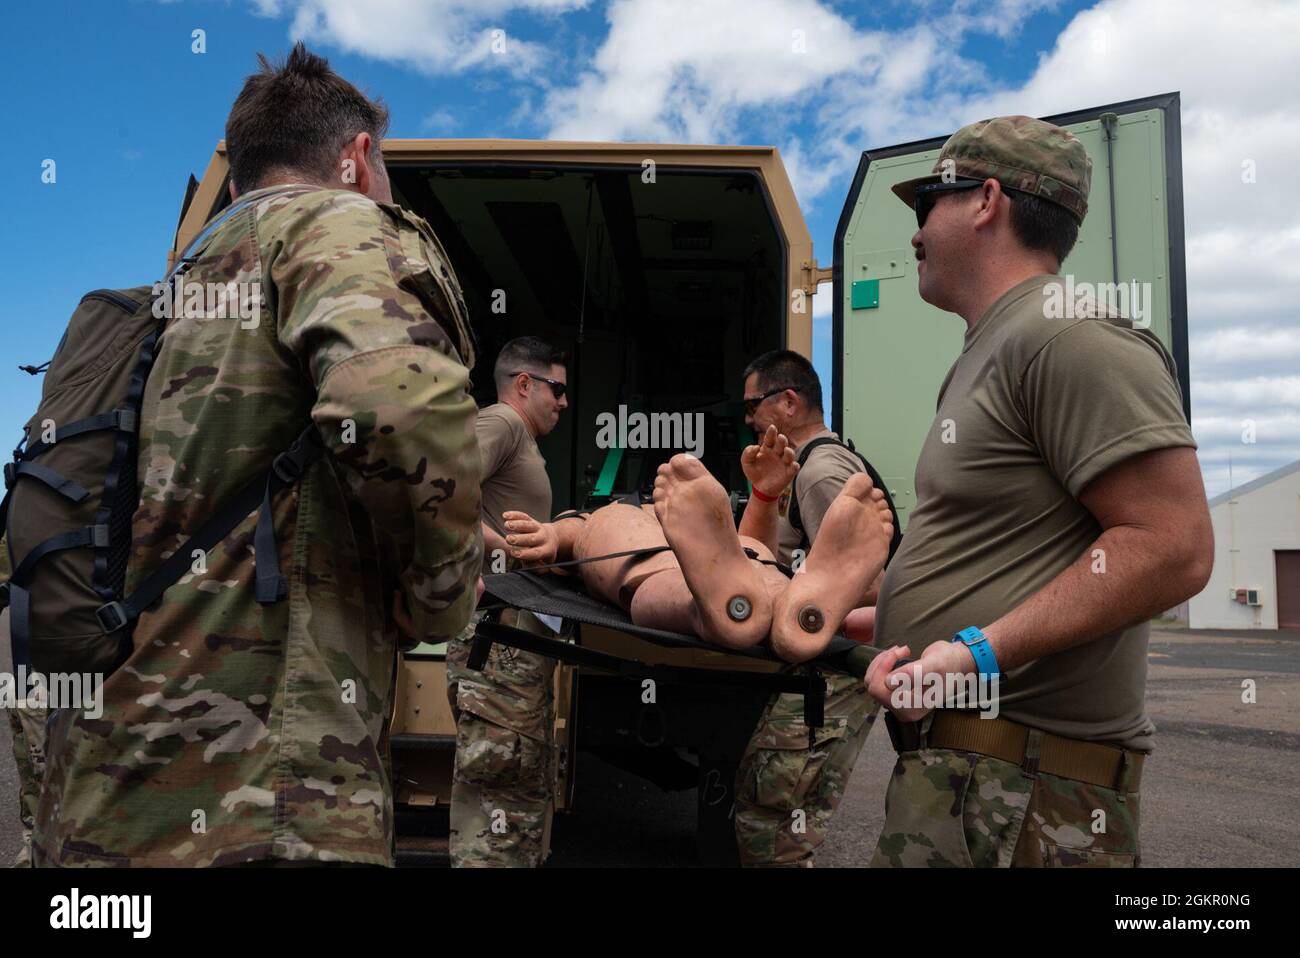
[
  {"xmin": 865, "ymin": 116, "xmax": 1212, "ymax": 867},
  {"xmin": 445, "ymin": 335, "xmax": 568, "ymax": 867},
  {"xmin": 731, "ymin": 349, "xmax": 897, "ymax": 867}
]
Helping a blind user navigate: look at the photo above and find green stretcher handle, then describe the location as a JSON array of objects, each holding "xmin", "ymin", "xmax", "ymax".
[
  {"xmin": 842, "ymin": 643, "xmax": 878, "ymax": 679},
  {"xmin": 841, "ymin": 644, "xmax": 913, "ymax": 679}
]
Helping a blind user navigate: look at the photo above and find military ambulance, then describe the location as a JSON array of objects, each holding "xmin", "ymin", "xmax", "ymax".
[{"xmin": 172, "ymin": 92, "xmax": 1189, "ymax": 865}]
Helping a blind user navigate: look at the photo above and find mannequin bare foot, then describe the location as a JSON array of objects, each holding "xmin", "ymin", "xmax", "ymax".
[
  {"xmin": 652, "ymin": 454, "xmax": 772, "ymax": 648},
  {"xmin": 770, "ymin": 474, "xmax": 893, "ymax": 661}
]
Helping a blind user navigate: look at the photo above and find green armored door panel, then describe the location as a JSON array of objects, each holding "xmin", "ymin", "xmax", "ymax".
[{"xmin": 832, "ymin": 93, "xmax": 1188, "ymax": 531}]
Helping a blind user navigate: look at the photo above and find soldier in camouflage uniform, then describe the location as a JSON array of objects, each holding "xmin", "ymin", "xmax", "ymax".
[
  {"xmin": 732, "ymin": 354, "xmax": 885, "ymax": 867},
  {"xmin": 445, "ymin": 338, "xmax": 568, "ymax": 868},
  {"xmin": 869, "ymin": 742, "xmax": 1142, "ymax": 867},
  {"xmin": 3, "ymin": 559, "xmax": 48, "ymax": 867},
  {"xmin": 865, "ymin": 115, "xmax": 1211, "ymax": 866},
  {"xmin": 445, "ymin": 608, "xmax": 560, "ymax": 867},
  {"xmin": 32, "ymin": 44, "xmax": 482, "ymax": 867},
  {"xmin": 7, "ymin": 696, "xmax": 46, "ymax": 868},
  {"xmin": 734, "ymin": 674, "xmax": 876, "ymax": 866},
  {"xmin": 2, "ymin": 550, "xmax": 47, "ymax": 868}
]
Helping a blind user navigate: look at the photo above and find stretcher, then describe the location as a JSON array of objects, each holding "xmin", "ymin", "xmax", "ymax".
[
  {"xmin": 476, "ymin": 570, "xmax": 877, "ymax": 731},
  {"xmin": 471, "ymin": 569, "xmax": 881, "ymax": 864}
]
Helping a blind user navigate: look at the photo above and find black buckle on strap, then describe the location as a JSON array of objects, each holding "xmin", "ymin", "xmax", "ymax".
[
  {"xmin": 884, "ymin": 712, "xmax": 923, "ymax": 754},
  {"xmin": 272, "ymin": 450, "xmax": 303, "ymax": 483},
  {"xmin": 95, "ymin": 601, "xmax": 128, "ymax": 633},
  {"xmin": 115, "ymin": 408, "xmax": 137, "ymax": 433}
]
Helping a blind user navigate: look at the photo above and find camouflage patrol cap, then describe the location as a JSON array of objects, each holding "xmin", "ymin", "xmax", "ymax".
[{"xmin": 892, "ymin": 115, "xmax": 1092, "ymax": 222}]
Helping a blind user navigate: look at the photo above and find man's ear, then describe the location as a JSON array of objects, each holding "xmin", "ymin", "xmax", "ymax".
[
  {"xmin": 228, "ymin": 180, "xmax": 239, "ymax": 202},
  {"xmin": 972, "ymin": 179, "xmax": 1007, "ymax": 231},
  {"xmin": 338, "ymin": 132, "xmax": 373, "ymax": 195}
]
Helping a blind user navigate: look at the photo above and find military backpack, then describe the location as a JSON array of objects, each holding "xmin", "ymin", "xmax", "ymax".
[{"xmin": 0, "ymin": 190, "xmax": 319, "ymax": 679}]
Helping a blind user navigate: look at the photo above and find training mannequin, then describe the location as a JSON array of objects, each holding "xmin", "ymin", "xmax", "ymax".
[{"xmin": 501, "ymin": 431, "xmax": 893, "ymax": 662}]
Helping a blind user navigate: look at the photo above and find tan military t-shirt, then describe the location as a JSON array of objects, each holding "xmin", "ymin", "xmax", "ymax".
[
  {"xmin": 874, "ymin": 274, "xmax": 1195, "ymax": 752},
  {"xmin": 478, "ymin": 403, "xmax": 552, "ymax": 539},
  {"xmin": 776, "ymin": 430, "xmax": 865, "ymax": 566}
]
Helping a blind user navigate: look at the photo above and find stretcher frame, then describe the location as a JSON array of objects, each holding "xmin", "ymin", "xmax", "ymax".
[
  {"xmin": 473, "ymin": 571, "xmax": 875, "ymax": 732},
  {"xmin": 467, "ymin": 571, "xmax": 877, "ymax": 865}
]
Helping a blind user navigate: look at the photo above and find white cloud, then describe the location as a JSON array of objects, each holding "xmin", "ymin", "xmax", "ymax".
[
  {"xmin": 543, "ymin": 0, "xmax": 882, "ymax": 143},
  {"xmin": 1191, "ymin": 326, "xmax": 1300, "ymax": 377},
  {"xmin": 955, "ymin": 0, "xmax": 1300, "ymax": 495},
  {"xmin": 420, "ymin": 108, "xmax": 460, "ymax": 131},
  {"xmin": 1185, "ymin": 226, "xmax": 1300, "ymax": 332},
  {"xmin": 1194, "ymin": 377, "xmax": 1300, "ymax": 410},
  {"xmin": 245, "ymin": 0, "xmax": 1300, "ymax": 497},
  {"xmin": 252, "ymin": 0, "xmax": 591, "ymax": 76},
  {"xmin": 536, "ymin": 0, "xmax": 1300, "ymax": 497}
]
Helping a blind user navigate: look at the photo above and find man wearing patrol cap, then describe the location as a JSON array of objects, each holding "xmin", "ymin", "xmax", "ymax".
[{"xmin": 864, "ymin": 115, "xmax": 1212, "ymax": 867}]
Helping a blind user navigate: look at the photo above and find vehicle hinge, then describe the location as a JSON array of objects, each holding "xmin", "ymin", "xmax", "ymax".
[{"xmin": 801, "ymin": 260, "xmax": 833, "ymax": 295}]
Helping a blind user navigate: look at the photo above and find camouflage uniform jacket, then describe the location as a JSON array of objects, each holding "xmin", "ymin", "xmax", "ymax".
[{"xmin": 33, "ymin": 185, "xmax": 483, "ymax": 866}]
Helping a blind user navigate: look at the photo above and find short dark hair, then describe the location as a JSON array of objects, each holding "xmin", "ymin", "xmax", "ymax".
[
  {"xmin": 743, "ymin": 349, "xmax": 823, "ymax": 413},
  {"xmin": 494, "ymin": 336, "xmax": 566, "ymax": 392},
  {"xmin": 225, "ymin": 42, "xmax": 390, "ymax": 192},
  {"xmin": 1007, "ymin": 189, "xmax": 1081, "ymax": 265}
]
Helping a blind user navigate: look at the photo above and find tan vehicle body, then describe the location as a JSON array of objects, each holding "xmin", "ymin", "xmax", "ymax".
[{"xmin": 172, "ymin": 139, "xmax": 824, "ymax": 858}]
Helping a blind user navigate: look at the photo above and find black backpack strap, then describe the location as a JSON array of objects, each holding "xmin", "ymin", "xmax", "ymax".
[
  {"xmin": 787, "ymin": 437, "xmax": 846, "ymax": 550},
  {"xmin": 18, "ymin": 409, "xmax": 137, "ymax": 461},
  {"xmin": 1, "ymin": 492, "xmax": 15, "ymax": 668},
  {"xmin": 5, "ymin": 524, "xmax": 110, "ymax": 672},
  {"xmin": 789, "ymin": 436, "xmax": 904, "ymax": 563},
  {"xmin": 94, "ymin": 326, "xmax": 161, "ymax": 598},
  {"xmin": 94, "ymin": 425, "xmax": 325, "ymax": 634},
  {"xmin": 11, "ymin": 526, "xmax": 107, "ymax": 582},
  {"xmin": 5, "ymin": 581, "xmax": 30, "ymax": 674},
  {"xmin": 254, "ymin": 428, "xmax": 325, "ymax": 603},
  {"xmin": 840, "ymin": 438, "xmax": 903, "ymax": 562},
  {"xmin": 3, "ymin": 461, "xmax": 89, "ymax": 503}
]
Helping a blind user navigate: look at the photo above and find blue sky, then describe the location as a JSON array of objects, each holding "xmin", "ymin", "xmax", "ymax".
[{"xmin": 2, "ymin": 0, "xmax": 1296, "ymax": 498}]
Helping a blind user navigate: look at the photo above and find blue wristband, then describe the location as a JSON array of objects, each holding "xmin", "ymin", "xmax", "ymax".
[{"xmin": 952, "ymin": 626, "xmax": 1000, "ymax": 678}]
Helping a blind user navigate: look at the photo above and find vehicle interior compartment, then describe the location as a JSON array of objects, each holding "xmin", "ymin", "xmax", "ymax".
[{"xmin": 388, "ymin": 162, "xmax": 788, "ymax": 514}]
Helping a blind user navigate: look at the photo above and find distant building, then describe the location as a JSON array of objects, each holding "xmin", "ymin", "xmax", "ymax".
[{"xmin": 1189, "ymin": 459, "xmax": 1300, "ymax": 630}]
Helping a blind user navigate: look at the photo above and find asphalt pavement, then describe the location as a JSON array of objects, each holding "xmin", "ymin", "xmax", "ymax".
[{"xmin": 4, "ymin": 625, "xmax": 1298, "ymax": 867}]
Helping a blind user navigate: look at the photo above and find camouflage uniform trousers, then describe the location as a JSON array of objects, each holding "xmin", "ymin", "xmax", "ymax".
[
  {"xmin": 871, "ymin": 731, "xmax": 1142, "ymax": 867},
  {"xmin": 8, "ymin": 701, "xmax": 48, "ymax": 868},
  {"xmin": 734, "ymin": 671, "xmax": 879, "ymax": 867},
  {"xmin": 445, "ymin": 608, "xmax": 559, "ymax": 868}
]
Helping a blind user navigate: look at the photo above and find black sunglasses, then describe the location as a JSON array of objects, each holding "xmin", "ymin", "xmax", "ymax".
[
  {"xmin": 744, "ymin": 385, "xmax": 798, "ymax": 415},
  {"xmin": 511, "ymin": 371, "xmax": 567, "ymax": 400},
  {"xmin": 913, "ymin": 178, "xmax": 989, "ymax": 229}
]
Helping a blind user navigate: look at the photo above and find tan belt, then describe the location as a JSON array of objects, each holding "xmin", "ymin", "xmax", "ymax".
[{"xmin": 926, "ymin": 711, "xmax": 1144, "ymax": 792}]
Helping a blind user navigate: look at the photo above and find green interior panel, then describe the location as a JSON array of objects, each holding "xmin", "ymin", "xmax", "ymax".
[{"xmin": 834, "ymin": 94, "xmax": 1187, "ymax": 531}]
